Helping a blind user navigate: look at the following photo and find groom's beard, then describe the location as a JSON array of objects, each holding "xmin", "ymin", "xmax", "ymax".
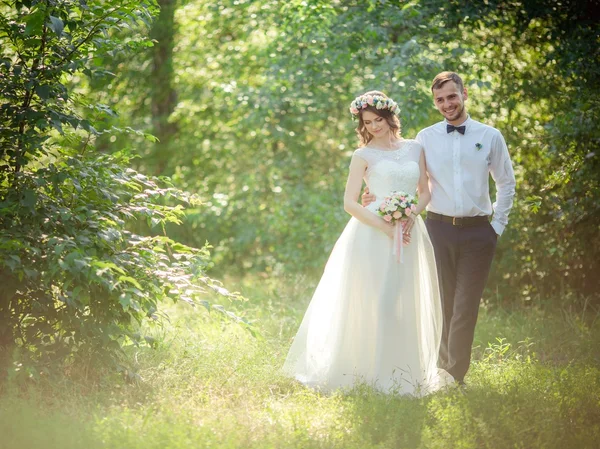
[{"xmin": 444, "ymin": 103, "xmax": 465, "ymax": 122}]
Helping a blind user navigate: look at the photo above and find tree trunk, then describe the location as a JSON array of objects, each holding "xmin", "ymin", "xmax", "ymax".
[{"xmin": 150, "ymin": 0, "xmax": 178, "ymax": 175}]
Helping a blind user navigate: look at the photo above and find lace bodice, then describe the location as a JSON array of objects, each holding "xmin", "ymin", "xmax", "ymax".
[{"xmin": 354, "ymin": 140, "xmax": 422, "ymax": 212}]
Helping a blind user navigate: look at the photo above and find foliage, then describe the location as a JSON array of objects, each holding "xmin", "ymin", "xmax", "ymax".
[
  {"xmin": 0, "ymin": 0, "xmax": 157, "ymax": 172},
  {"xmin": 83, "ymin": 0, "xmax": 463, "ymax": 275},
  {"xmin": 0, "ymin": 153, "xmax": 221, "ymax": 372},
  {"xmin": 0, "ymin": 0, "xmax": 242, "ymax": 374},
  {"xmin": 40, "ymin": 0, "xmax": 600, "ymax": 303},
  {"xmin": 445, "ymin": 0, "xmax": 600, "ymax": 303}
]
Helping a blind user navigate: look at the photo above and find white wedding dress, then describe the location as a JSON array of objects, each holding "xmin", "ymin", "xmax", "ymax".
[{"xmin": 283, "ymin": 139, "xmax": 452, "ymax": 395}]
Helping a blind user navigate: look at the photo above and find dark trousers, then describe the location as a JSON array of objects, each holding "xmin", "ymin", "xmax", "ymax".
[{"xmin": 425, "ymin": 218, "xmax": 497, "ymax": 382}]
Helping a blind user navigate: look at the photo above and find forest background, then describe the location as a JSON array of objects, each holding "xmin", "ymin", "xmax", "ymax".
[{"xmin": 85, "ymin": 0, "xmax": 600, "ymax": 302}]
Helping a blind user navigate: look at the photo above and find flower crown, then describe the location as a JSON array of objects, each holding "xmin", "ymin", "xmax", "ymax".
[{"xmin": 349, "ymin": 94, "xmax": 400, "ymax": 119}]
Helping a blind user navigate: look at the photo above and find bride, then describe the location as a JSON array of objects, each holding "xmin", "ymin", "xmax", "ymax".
[{"xmin": 283, "ymin": 91, "xmax": 453, "ymax": 395}]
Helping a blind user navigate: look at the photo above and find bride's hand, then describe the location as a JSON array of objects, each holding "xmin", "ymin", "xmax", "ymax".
[
  {"xmin": 383, "ymin": 223, "xmax": 411, "ymax": 243},
  {"xmin": 396, "ymin": 217, "xmax": 414, "ymax": 245},
  {"xmin": 401, "ymin": 216, "xmax": 416, "ymax": 236},
  {"xmin": 383, "ymin": 223, "xmax": 395, "ymax": 239}
]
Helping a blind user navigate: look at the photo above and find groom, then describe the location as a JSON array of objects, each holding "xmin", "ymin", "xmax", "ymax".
[{"xmin": 363, "ymin": 72, "xmax": 516, "ymax": 384}]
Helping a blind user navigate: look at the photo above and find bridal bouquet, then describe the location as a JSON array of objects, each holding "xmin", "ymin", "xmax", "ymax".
[
  {"xmin": 378, "ymin": 191, "xmax": 417, "ymax": 224},
  {"xmin": 377, "ymin": 191, "xmax": 418, "ymax": 262}
]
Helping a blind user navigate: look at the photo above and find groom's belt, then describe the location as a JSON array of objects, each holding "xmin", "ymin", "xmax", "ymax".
[{"xmin": 427, "ymin": 212, "xmax": 490, "ymax": 227}]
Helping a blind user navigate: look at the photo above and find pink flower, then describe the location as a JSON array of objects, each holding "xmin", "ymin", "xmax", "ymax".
[
  {"xmin": 411, "ymin": 204, "xmax": 417, "ymax": 211},
  {"xmin": 393, "ymin": 211, "xmax": 402, "ymax": 219},
  {"xmin": 383, "ymin": 215, "xmax": 392, "ymax": 222},
  {"xmin": 367, "ymin": 96, "xmax": 374, "ymax": 105},
  {"xmin": 362, "ymin": 103, "xmax": 368, "ymax": 109},
  {"xmin": 379, "ymin": 204, "xmax": 386, "ymax": 211},
  {"xmin": 405, "ymin": 208, "xmax": 412, "ymax": 216},
  {"xmin": 350, "ymin": 107, "xmax": 359, "ymax": 114}
]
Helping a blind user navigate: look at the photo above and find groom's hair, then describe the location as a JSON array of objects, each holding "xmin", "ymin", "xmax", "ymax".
[{"xmin": 431, "ymin": 72, "xmax": 464, "ymax": 93}]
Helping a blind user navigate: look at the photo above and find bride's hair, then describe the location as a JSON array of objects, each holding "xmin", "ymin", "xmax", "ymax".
[{"xmin": 354, "ymin": 90, "xmax": 402, "ymax": 146}]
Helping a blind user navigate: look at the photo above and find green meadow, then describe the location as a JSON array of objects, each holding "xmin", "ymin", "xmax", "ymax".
[{"xmin": 2, "ymin": 276, "xmax": 599, "ymax": 449}]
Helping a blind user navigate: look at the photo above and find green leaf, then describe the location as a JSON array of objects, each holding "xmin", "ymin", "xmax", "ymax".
[
  {"xmin": 144, "ymin": 133, "xmax": 158, "ymax": 142},
  {"xmin": 24, "ymin": 268, "xmax": 39, "ymax": 279},
  {"xmin": 92, "ymin": 260, "xmax": 126, "ymax": 276},
  {"xmin": 21, "ymin": 189, "xmax": 37, "ymax": 210},
  {"xmin": 24, "ymin": 9, "xmax": 45, "ymax": 36},
  {"xmin": 51, "ymin": 119, "xmax": 64, "ymax": 134},
  {"xmin": 48, "ymin": 16, "xmax": 65, "ymax": 36},
  {"xmin": 144, "ymin": 335, "xmax": 157, "ymax": 348},
  {"xmin": 35, "ymin": 84, "xmax": 51, "ymax": 100},
  {"xmin": 118, "ymin": 276, "xmax": 142, "ymax": 289},
  {"xmin": 73, "ymin": 258, "xmax": 89, "ymax": 271},
  {"xmin": 119, "ymin": 293, "xmax": 131, "ymax": 310},
  {"xmin": 66, "ymin": 20, "xmax": 78, "ymax": 32},
  {"xmin": 150, "ymin": 216, "xmax": 162, "ymax": 228},
  {"xmin": 5, "ymin": 255, "xmax": 21, "ymax": 270}
]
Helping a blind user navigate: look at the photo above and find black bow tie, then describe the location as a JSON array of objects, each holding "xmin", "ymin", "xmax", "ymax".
[{"xmin": 447, "ymin": 124, "xmax": 466, "ymax": 135}]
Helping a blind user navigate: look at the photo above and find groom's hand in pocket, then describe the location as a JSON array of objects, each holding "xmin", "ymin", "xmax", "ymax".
[{"xmin": 361, "ymin": 187, "xmax": 376, "ymax": 207}]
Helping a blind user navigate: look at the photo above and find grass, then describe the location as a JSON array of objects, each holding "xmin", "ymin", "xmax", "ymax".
[{"xmin": 1, "ymin": 275, "xmax": 599, "ymax": 449}]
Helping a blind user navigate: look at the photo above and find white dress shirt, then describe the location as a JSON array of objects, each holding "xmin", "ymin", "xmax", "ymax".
[{"xmin": 415, "ymin": 115, "xmax": 516, "ymax": 235}]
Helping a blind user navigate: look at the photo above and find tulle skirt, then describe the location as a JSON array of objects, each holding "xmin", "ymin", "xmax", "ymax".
[{"xmin": 283, "ymin": 214, "xmax": 453, "ymax": 395}]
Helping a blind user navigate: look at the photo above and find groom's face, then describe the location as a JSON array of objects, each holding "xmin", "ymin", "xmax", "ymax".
[{"xmin": 432, "ymin": 81, "xmax": 468, "ymax": 124}]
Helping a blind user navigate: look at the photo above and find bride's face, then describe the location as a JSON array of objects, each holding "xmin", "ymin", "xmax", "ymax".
[{"xmin": 361, "ymin": 110, "xmax": 390, "ymax": 138}]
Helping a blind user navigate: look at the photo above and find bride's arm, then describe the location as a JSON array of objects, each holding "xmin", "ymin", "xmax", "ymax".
[
  {"xmin": 343, "ymin": 154, "xmax": 393, "ymax": 238},
  {"xmin": 414, "ymin": 150, "xmax": 431, "ymax": 215},
  {"xmin": 403, "ymin": 150, "xmax": 431, "ymax": 235}
]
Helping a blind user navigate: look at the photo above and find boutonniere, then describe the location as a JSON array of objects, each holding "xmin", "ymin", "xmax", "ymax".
[{"xmin": 475, "ymin": 143, "xmax": 483, "ymax": 151}]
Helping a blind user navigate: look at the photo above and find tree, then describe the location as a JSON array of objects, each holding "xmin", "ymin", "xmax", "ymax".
[
  {"xmin": 149, "ymin": 0, "xmax": 178, "ymax": 174},
  {"xmin": 0, "ymin": 0, "xmax": 242, "ymax": 376}
]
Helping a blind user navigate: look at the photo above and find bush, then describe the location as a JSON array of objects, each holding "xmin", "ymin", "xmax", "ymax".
[
  {"xmin": 0, "ymin": 1, "xmax": 244, "ymax": 377},
  {"xmin": 0, "ymin": 152, "xmax": 220, "ymax": 375}
]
